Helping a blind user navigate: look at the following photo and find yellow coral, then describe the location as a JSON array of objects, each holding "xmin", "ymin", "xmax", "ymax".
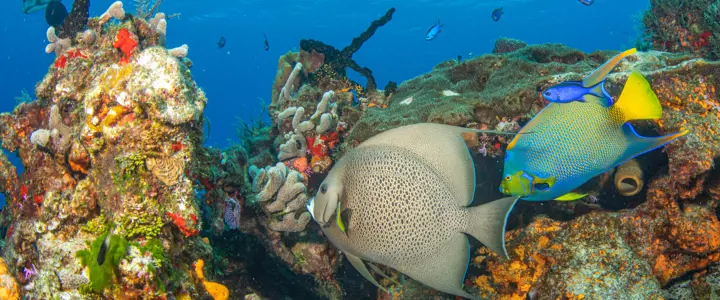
[
  {"xmin": 0, "ymin": 258, "xmax": 20, "ymax": 300},
  {"xmin": 195, "ymin": 259, "xmax": 229, "ymax": 300}
]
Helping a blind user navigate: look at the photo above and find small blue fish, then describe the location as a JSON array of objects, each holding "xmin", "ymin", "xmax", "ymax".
[
  {"xmin": 579, "ymin": 0, "xmax": 595, "ymax": 6},
  {"xmin": 491, "ymin": 8, "xmax": 503, "ymax": 22},
  {"xmin": 542, "ymin": 48, "xmax": 636, "ymax": 104},
  {"xmin": 425, "ymin": 19, "xmax": 443, "ymax": 41}
]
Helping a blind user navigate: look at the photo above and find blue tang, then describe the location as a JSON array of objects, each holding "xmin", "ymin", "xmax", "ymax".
[
  {"xmin": 425, "ymin": 19, "xmax": 443, "ymax": 41},
  {"xmin": 499, "ymin": 70, "xmax": 688, "ymax": 201},
  {"xmin": 542, "ymin": 48, "xmax": 636, "ymax": 104}
]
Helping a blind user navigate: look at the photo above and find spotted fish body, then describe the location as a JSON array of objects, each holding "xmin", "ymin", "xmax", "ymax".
[
  {"xmin": 307, "ymin": 123, "xmax": 519, "ymax": 299},
  {"xmin": 502, "ymin": 71, "xmax": 688, "ymax": 201}
]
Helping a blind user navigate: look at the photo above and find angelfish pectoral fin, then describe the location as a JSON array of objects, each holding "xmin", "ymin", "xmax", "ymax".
[
  {"xmin": 345, "ymin": 252, "xmax": 389, "ymax": 293},
  {"xmin": 336, "ymin": 207, "xmax": 352, "ymax": 236},
  {"xmin": 554, "ymin": 192, "xmax": 587, "ymax": 201},
  {"xmin": 336, "ymin": 205, "xmax": 346, "ymax": 234},
  {"xmin": 368, "ymin": 262, "xmax": 399, "ymax": 285}
]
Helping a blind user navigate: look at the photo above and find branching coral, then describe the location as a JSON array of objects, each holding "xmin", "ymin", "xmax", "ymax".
[
  {"xmin": 299, "ymin": 7, "xmax": 396, "ymax": 91},
  {"xmin": 248, "ymin": 163, "xmax": 310, "ymax": 232}
]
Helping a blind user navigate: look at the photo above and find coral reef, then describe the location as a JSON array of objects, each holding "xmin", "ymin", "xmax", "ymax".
[
  {"xmin": 0, "ymin": 1, "xmax": 215, "ymax": 298},
  {"xmin": 346, "ymin": 40, "xmax": 719, "ymax": 299},
  {"xmin": 252, "ymin": 38, "xmax": 719, "ymax": 299},
  {"xmin": 641, "ymin": 0, "xmax": 720, "ymax": 59},
  {"xmin": 6, "ymin": 0, "xmax": 720, "ymax": 297}
]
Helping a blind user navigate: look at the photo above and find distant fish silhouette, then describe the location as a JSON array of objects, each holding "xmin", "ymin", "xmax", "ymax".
[
  {"xmin": 23, "ymin": 0, "xmax": 67, "ymax": 27},
  {"xmin": 579, "ymin": 0, "xmax": 594, "ymax": 5},
  {"xmin": 22, "ymin": 0, "xmax": 53, "ymax": 14},
  {"xmin": 217, "ymin": 36, "xmax": 226, "ymax": 49},
  {"xmin": 425, "ymin": 18, "xmax": 443, "ymax": 41},
  {"xmin": 45, "ymin": 0, "xmax": 67, "ymax": 28},
  {"xmin": 491, "ymin": 7, "xmax": 503, "ymax": 22},
  {"xmin": 263, "ymin": 33, "xmax": 269, "ymax": 51}
]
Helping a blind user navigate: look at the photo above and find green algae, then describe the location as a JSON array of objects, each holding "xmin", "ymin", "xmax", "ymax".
[
  {"xmin": 116, "ymin": 212, "xmax": 164, "ymax": 239},
  {"xmin": 112, "ymin": 152, "xmax": 150, "ymax": 193},
  {"xmin": 76, "ymin": 230, "xmax": 129, "ymax": 294},
  {"xmin": 81, "ymin": 215, "xmax": 109, "ymax": 234}
]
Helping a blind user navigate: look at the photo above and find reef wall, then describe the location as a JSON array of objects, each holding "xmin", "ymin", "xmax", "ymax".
[{"xmin": 0, "ymin": 1, "xmax": 228, "ymax": 299}]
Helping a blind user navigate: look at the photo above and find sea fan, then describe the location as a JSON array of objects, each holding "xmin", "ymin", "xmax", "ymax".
[{"xmin": 224, "ymin": 197, "xmax": 242, "ymax": 230}]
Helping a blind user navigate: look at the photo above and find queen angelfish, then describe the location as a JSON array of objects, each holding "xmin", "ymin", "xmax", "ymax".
[
  {"xmin": 500, "ymin": 70, "xmax": 688, "ymax": 201},
  {"xmin": 307, "ymin": 123, "xmax": 519, "ymax": 300},
  {"xmin": 542, "ymin": 48, "xmax": 637, "ymax": 104}
]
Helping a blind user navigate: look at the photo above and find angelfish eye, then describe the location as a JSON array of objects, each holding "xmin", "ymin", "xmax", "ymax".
[
  {"xmin": 504, "ymin": 176, "xmax": 511, "ymax": 181},
  {"xmin": 320, "ymin": 184, "xmax": 328, "ymax": 194}
]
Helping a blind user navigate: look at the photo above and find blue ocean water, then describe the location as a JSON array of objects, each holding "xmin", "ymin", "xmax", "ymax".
[{"xmin": 0, "ymin": 0, "xmax": 649, "ymax": 207}]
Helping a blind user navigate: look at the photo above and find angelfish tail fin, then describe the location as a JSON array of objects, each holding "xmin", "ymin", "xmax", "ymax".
[
  {"xmin": 465, "ymin": 196, "xmax": 519, "ymax": 259},
  {"xmin": 612, "ymin": 71, "xmax": 663, "ymax": 122},
  {"xmin": 621, "ymin": 123, "xmax": 689, "ymax": 163}
]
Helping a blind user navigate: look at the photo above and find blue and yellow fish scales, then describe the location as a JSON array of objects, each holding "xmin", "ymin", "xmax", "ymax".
[{"xmin": 501, "ymin": 70, "xmax": 688, "ymax": 201}]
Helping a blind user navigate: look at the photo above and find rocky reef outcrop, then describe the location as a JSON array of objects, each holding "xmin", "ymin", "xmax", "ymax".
[{"xmin": 0, "ymin": 1, "xmax": 226, "ymax": 299}]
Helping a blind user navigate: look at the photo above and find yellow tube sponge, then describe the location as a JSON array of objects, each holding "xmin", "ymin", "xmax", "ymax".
[
  {"xmin": 614, "ymin": 158, "xmax": 644, "ymax": 196},
  {"xmin": 194, "ymin": 259, "xmax": 229, "ymax": 300},
  {"xmin": 0, "ymin": 258, "xmax": 20, "ymax": 300}
]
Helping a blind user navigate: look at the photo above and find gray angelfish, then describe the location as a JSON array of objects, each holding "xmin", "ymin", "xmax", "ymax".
[{"xmin": 307, "ymin": 123, "xmax": 519, "ymax": 300}]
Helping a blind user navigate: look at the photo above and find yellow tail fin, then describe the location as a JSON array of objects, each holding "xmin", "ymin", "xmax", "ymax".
[
  {"xmin": 612, "ymin": 70, "xmax": 663, "ymax": 122},
  {"xmin": 583, "ymin": 48, "xmax": 637, "ymax": 87}
]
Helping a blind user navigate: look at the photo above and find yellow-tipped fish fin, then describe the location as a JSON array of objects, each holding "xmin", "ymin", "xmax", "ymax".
[
  {"xmin": 554, "ymin": 192, "xmax": 587, "ymax": 201},
  {"xmin": 582, "ymin": 48, "xmax": 637, "ymax": 87},
  {"xmin": 612, "ymin": 70, "xmax": 662, "ymax": 122},
  {"xmin": 507, "ymin": 134, "xmax": 520, "ymax": 150}
]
